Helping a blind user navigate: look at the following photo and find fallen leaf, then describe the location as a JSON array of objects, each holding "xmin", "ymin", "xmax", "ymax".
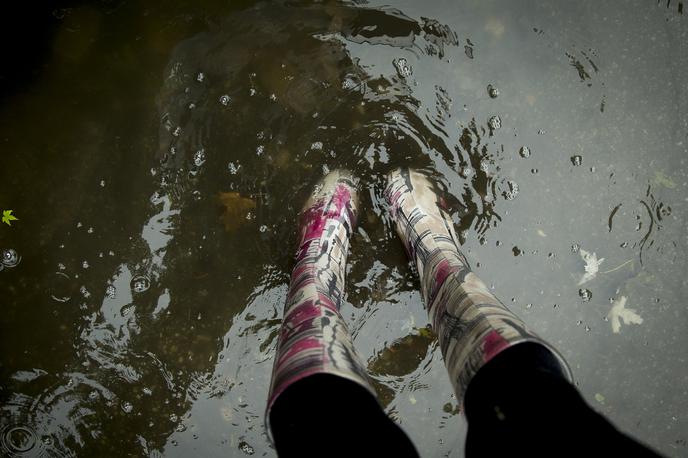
[
  {"xmin": 578, "ymin": 248, "xmax": 604, "ymax": 285},
  {"xmin": 607, "ymin": 295, "xmax": 643, "ymax": 334},
  {"xmin": 217, "ymin": 192, "xmax": 256, "ymax": 232},
  {"xmin": 2, "ymin": 210, "xmax": 18, "ymax": 226}
]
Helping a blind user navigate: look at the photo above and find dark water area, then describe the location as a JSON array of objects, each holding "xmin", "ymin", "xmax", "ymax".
[{"xmin": 1, "ymin": 0, "xmax": 686, "ymax": 456}]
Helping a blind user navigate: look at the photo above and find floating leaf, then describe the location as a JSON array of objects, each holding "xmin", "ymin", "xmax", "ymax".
[
  {"xmin": 607, "ymin": 295, "xmax": 643, "ymax": 334},
  {"xmin": 2, "ymin": 210, "xmax": 18, "ymax": 226},
  {"xmin": 217, "ymin": 192, "xmax": 256, "ymax": 232},
  {"xmin": 578, "ymin": 248, "xmax": 604, "ymax": 285}
]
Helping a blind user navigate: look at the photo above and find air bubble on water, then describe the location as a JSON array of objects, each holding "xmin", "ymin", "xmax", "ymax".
[
  {"xmin": 310, "ymin": 141, "xmax": 323, "ymax": 150},
  {"xmin": 249, "ymin": 88, "xmax": 256, "ymax": 96},
  {"xmin": 176, "ymin": 423, "xmax": 187, "ymax": 432},
  {"xmin": 487, "ymin": 84, "xmax": 500, "ymax": 98},
  {"xmin": 239, "ymin": 441, "xmax": 255, "ymax": 455},
  {"xmin": 460, "ymin": 167, "xmax": 473, "ymax": 178},
  {"xmin": 170, "ymin": 146, "xmax": 177, "ymax": 155},
  {"xmin": 143, "ymin": 387, "xmax": 152, "ymax": 396},
  {"xmin": 131, "ymin": 275, "xmax": 150, "ymax": 293},
  {"xmin": 100, "ymin": 180, "xmax": 106, "ymax": 187},
  {"xmin": 77, "ymin": 222, "xmax": 83, "ymax": 228},
  {"xmin": 105, "ymin": 285, "xmax": 116, "ymax": 299},
  {"xmin": 393, "ymin": 57, "xmax": 413, "ymax": 78},
  {"xmin": 526, "ymin": 303, "xmax": 533, "ymax": 309},
  {"xmin": 227, "ymin": 162, "xmax": 240, "ymax": 175},
  {"xmin": 90, "ymin": 390, "xmax": 100, "ymax": 400},
  {"xmin": 245, "ymin": 211, "xmax": 255, "ymax": 221},
  {"xmin": 82, "ymin": 261, "xmax": 89, "ymax": 269},
  {"xmin": 620, "ymin": 242, "xmax": 628, "ymax": 248},
  {"xmin": 488, "ymin": 115, "xmax": 501, "ymax": 130},
  {"xmin": 197, "ymin": 312, "xmax": 202, "ymax": 320},
  {"xmin": 150, "ymin": 168, "xmax": 157, "ymax": 176},
  {"xmin": 571, "ymin": 243, "xmax": 580, "ymax": 253},
  {"xmin": 219, "ymin": 95, "xmax": 231, "ymax": 106},
  {"xmin": 256, "ymin": 145, "xmax": 264, "ymax": 156},
  {"xmin": 169, "ymin": 414, "xmax": 178, "ymax": 423},
  {"xmin": 531, "ymin": 168, "xmax": 539, "ymax": 174},
  {"xmin": 196, "ymin": 72, "xmax": 205, "ymax": 82},
  {"xmin": 193, "ymin": 149, "xmax": 206, "ymax": 167},
  {"xmin": 269, "ymin": 93, "xmax": 277, "ymax": 102},
  {"xmin": 188, "ymin": 103, "xmax": 196, "ymax": 110},
  {"xmin": 571, "ymin": 155, "xmax": 582, "ymax": 166},
  {"xmin": 121, "ymin": 401, "xmax": 133, "ymax": 413},
  {"xmin": 479, "ymin": 160, "xmax": 490, "ymax": 173},
  {"xmin": 484, "ymin": 194, "xmax": 494, "ymax": 204},
  {"xmin": 537, "ymin": 129, "xmax": 546, "ymax": 135},
  {"xmin": 172, "ymin": 127, "xmax": 181, "ymax": 137},
  {"xmin": 80, "ymin": 286, "xmax": 91, "ymax": 298},
  {"xmin": 502, "ymin": 180, "xmax": 519, "ymax": 200},
  {"xmin": 585, "ymin": 325, "xmax": 591, "ymax": 332},
  {"xmin": 576, "ymin": 320, "xmax": 582, "ymax": 326},
  {"xmin": 579, "ymin": 288, "xmax": 592, "ymax": 302},
  {"xmin": 519, "ymin": 146, "xmax": 531, "ymax": 158},
  {"xmin": 87, "ymin": 227, "xmax": 94, "ymax": 234},
  {"xmin": 1, "ymin": 248, "xmax": 20, "ymax": 267}
]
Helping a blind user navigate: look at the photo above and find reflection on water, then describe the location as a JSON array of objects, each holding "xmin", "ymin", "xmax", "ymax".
[{"xmin": 1, "ymin": 0, "xmax": 687, "ymax": 456}]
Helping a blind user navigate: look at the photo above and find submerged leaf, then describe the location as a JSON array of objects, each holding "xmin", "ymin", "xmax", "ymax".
[
  {"xmin": 217, "ymin": 192, "xmax": 256, "ymax": 232},
  {"xmin": 607, "ymin": 295, "xmax": 643, "ymax": 334},
  {"xmin": 578, "ymin": 248, "xmax": 604, "ymax": 285}
]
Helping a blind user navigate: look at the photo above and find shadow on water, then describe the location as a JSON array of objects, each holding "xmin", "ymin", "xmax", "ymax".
[{"xmin": 1, "ymin": 0, "xmax": 687, "ymax": 456}]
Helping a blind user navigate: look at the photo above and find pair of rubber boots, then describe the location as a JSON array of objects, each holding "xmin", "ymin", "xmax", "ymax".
[{"xmin": 266, "ymin": 169, "xmax": 570, "ymax": 428}]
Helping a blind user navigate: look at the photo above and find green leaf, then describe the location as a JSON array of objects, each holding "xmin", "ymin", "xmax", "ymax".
[{"xmin": 2, "ymin": 210, "xmax": 18, "ymax": 226}]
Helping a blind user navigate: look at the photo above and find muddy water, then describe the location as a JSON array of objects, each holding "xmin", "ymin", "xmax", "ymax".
[{"xmin": 1, "ymin": 1, "xmax": 686, "ymax": 456}]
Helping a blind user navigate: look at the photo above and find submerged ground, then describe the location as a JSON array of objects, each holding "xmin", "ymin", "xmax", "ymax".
[{"xmin": 0, "ymin": 0, "xmax": 686, "ymax": 456}]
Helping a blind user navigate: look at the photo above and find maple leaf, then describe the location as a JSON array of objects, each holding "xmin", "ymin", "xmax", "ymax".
[
  {"xmin": 607, "ymin": 295, "xmax": 643, "ymax": 334},
  {"xmin": 578, "ymin": 248, "xmax": 604, "ymax": 285},
  {"xmin": 2, "ymin": 210, "xmax": 19, "ymax": 226},
  {"xmin": 217, "ymin": 192, "xmax": 256, "ymax": 231}
]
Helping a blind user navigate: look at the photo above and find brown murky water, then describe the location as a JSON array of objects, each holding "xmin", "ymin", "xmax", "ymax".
[{"xmin": 1, "ymin": 0, "xmax": 687, "ymax": 456}]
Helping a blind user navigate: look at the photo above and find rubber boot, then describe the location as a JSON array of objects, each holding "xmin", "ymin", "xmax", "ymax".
[
  {"xmin": 384, "ymin": 169, "xmax": 572, "ymax": 403},
  {"xmin": 266, "ymin": 170, "xmax": 376, "ymax": 434}
]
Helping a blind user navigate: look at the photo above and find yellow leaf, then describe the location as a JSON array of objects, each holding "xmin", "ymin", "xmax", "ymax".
[{"xmin": 217, "ymin": 192, "xmax": 256, "ymax": 232}]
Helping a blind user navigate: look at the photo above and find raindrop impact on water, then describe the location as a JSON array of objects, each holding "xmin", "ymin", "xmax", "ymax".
[
  {"xmin": 1, "ymin": 248, "xmax": 20, "ymax": 268},
  {"xmin": 131, "ymin": 275, "xmax": 151, "ymax": 293}
]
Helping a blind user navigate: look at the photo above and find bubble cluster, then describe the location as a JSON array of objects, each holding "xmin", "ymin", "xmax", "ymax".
[
  {"xmin": 488, "ymin": 115, "xmax": 501, "ymax": 130},
  {"xmin": 193, "ymin": 149, "xmax": 206, "ymax": 167},
  {"xmin": 519, "ymin": 146, "xmax": 531, "ymax": 158},
  {"xmin": 239, "ymin": 441, "xmax": 255, "ymax": 455},
  {"xmin": 579, "ymin": 288, "xmax": 592, "ymax": 302},
  {"xmin": 105, "ymin": 285, "xmax": 116, "ymax": 299},
  {"xmin": 393, "ymin": 58, "xmax": 413, "ymax": 78},
  {"xmin": 487, "ymin": 84, "xmax": 500, "ymax": 98},
  {"xmin": 502, "ymin": 180, "xmax": 519, "ymax": 200}
]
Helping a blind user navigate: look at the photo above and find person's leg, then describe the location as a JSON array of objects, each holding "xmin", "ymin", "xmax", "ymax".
[
  {"xmin": 384, "ymin": 169, "xmax": 661, "ymax": 457},
  {"xmin": 267, "ymin": 171, "xmax": 418, "ymax": 457}
]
